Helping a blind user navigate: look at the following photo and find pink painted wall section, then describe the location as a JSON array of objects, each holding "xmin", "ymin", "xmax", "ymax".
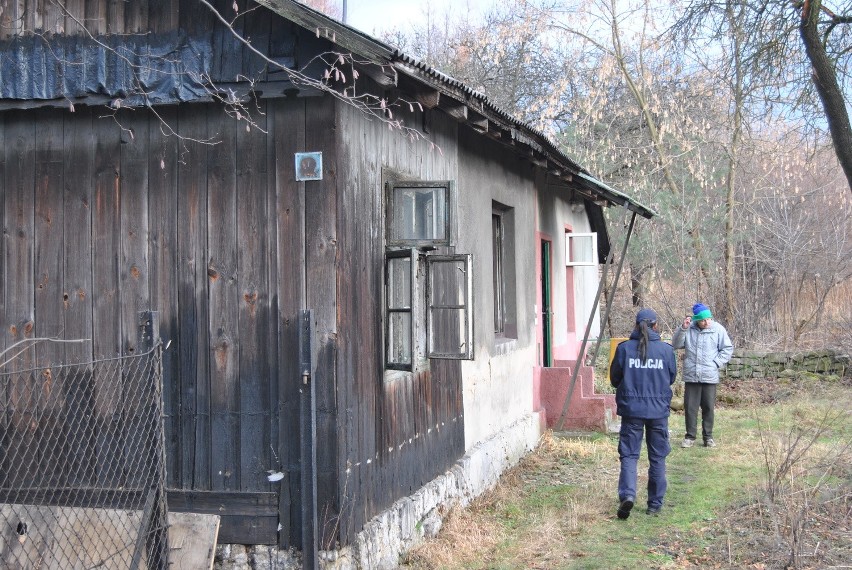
[
  {"xmin": 537, "ymin": 361, "xmax": 615, "ymax": 431},
  {"xmin": 551, "ymin": 337, "xmax": 581, "ymax": 362}
]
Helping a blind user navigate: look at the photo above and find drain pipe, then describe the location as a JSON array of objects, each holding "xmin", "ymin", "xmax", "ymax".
[{"xmin": 555, "ymin": 209, "xmax": 637, "ymax": 432}]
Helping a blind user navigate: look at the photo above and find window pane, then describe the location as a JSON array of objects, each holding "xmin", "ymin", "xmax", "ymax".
[
  {"xmin": 429, "ymin": 260, "xmax": 466, "ymax": 306},
  {"xmin": 388, "ymin": 312, "xmax": 412, "ymax": 365},
  {"xmin": 429, "ymin": 308, "xmax": 465, "ymax": 355},
  {"xmin": 387, "ymin": 257, "xmax": 411, "ymax": 309},
  {"xmin": 392, "ymin": 186, "xmax": 448, "ymax": 242},
  {"xmin": 492, "ymin": 213, "xmax": 504, "ymax": 333},
  {"xmin": 427, "ymin": 254, "xmax": 473, "ymax": 360},
  {"xmin": 566, "ymin": 233, "xmax": 598, "ymax": 266},
  {"xmin": 386, "ymin": 250, "xmax": 414, "ymax": 369}
]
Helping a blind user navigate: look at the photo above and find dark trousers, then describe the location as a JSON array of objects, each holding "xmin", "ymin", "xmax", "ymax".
[
  {"xmin": 684, "ymin": 382, "xmax": 717, "ymax": 441},
  {"xmin": 618, "ymin": 416, "xmax": 671, "ymax": 509}
]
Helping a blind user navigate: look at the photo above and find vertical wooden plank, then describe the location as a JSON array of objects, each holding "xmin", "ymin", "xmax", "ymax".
[
  {"xmin": 0, "ymin": 113, "xmax": 6, "ymax": 351},
  {"xmin": 34, "ymin": 109, "xmax": 65, "ymax": 347},
  {"xmin": 149, "ymin": 0, "xmax": 178, "ymax": 33},
  {"xmin": 335, "ymin": 102, "xmax": 385, "ymax": 541},
  {"xmin": 43, "ymin": 0, "xmax": 65, "ymax": 33},
  {"xmin": 207, "ymin": 105, "xmax": 239, "ymax": 492},
  {"xmin": 0, "ymin": 0, "xmax": 23, "ymax": 38},
  {"xmin": 62, "ymin": 106, "xmax": 96, "ymax": 486},
  {"xmin": 149, "ymin": 105, "xmax": 180, "ymax": 486},
  {"xmin": 241, "ymin": 0, "xmax": 270, "ymax": 82},
  {"xmin": 119, "ymin": 110, "xmax": 150, "ymax": 487},
  {"xmin": 3, "ymin": 109, "xmax": 35, "ymax": 346},
  {"xmin": 91, "ymin": 114, "xmax": 122, "ymax": 485},
  {"xmin": 33, "ymin": 108, "xmax": 66, "ymax": 488},
  {"xmin": 0, "ymin": 112, "xmax": 6, "ymax": 488},
  {"xmin": 177, "ymin": 106, "xmax": 211, "ymax": 490},
  {"xmin": 264, "ymin": 95, "xmax": 280, "ymax": 522},
  {"xmin": 274, "ymin": 97, "xmax": 306, "ymax": 548},
  {"xmin": 24, "ymin": 0, "xmax": 40, "ymax": 32},
  {"xmin": 4, "ymin": 111, "xmax": 36, "ymax": 488},
  {"xmin": 212, "ymin": 0, "xmax": 246, "ymax": 82},
  {"xmin": 118, "ymin": 111, "xmax": 150, "ymax": 357},
  {"xmin": 106, "ymin": 0, "xmax": 124, "ymax": 33},
  {"xmin": 178, "ymin": 0, "xmax": 214, "ymax": 35},
  {"xmin": 236, "ymin": 104, "xmax": 271, "ymax": 491},
  {"xmin": 84, "ymin": 0, "xmax": 107, "ymax": 36},
  {"xmin": 304, "ymin": 95, "xmax": 339, "ymax": 548},
  {"xmin": 125, "ymin": 0, "xmax": 148, "ymax": 32},
  {"xmin": 64, "ymin": 0, "xmax": 87, "ymax": 35}
]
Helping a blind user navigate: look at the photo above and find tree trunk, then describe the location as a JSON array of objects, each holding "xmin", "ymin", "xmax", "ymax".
[
  {"xmin": 721, "ymin": 0, "xmax": 743, "ymax": 326},
  {"xmin": 800, "ymin": 0, "xmax": 852, "ymax": 194}
]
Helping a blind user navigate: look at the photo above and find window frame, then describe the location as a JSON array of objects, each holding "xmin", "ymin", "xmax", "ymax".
[
  {"xmin": 384, "ymin": 248, "xmax": 417, "ymax": 371},
  {"xmin": 426, "ymin": 253, "xmax": 474, "ymax": 360},
  {"xmin": 565, "ymin": 232, "xmax": 598, "ymax": 267},
  {"xmin": 386, "ymin": 180, "xmax": 454, "ymax": 247}
]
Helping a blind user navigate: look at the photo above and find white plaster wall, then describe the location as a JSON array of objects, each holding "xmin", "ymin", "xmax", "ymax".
[{"xmin": 454, "ymin": 129, "xmax": 539, "ymax": 451}]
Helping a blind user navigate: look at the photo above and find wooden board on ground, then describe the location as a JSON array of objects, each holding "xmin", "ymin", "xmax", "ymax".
[
  {"xmin": 0, "ymin": 505, "xmax": 219, "ymax": 569},
  {"xmin": 0, "ymin": 503, "xmax": 145, "ymax": 568},
  {"xmin": 167, "ymin": 511, "xmax": 220, "ymax": 570}
]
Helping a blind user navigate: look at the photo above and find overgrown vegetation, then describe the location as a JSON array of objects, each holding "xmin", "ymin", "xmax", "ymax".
[{"xmin": 401, "ymin": 377, "xmax": 852, "ymax": 569}]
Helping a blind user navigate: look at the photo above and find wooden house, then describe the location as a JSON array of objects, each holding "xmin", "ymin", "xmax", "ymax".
[{"xmin": 0, "ymin": 0, "xmax": 653, "ymax": 563}]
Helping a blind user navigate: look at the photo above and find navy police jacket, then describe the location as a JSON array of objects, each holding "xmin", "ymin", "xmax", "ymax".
[{"xmin": 610, "ymin": 329, "xmax": 677, "ymax": 419}]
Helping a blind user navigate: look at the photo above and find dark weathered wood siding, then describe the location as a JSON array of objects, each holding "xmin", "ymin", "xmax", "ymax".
[
  {"xmin": 1, "ymin": 93, "xmax": 466, "ymax": 547},
  {"xmin": 1, "ymin": 102, "xmax": 292, "ymax": 544},
  {"xmin": 1, "ymin": 0, "xmax": 233, "ymax": 38},
  {"xmin": 332, "ymin": 100, "xmax": 465, "ymax": 543},
  {"xmin": 1, "ymin": 0, "xmax": 469, "ymax": 549}
]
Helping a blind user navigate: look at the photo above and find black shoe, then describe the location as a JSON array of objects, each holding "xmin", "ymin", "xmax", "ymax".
[
  {"xmin": 646, "ymin": 506, "xmax": 661, "ymax": 516},
  {"xmin": 617, "ymin": 497, "xmax": 635, "ymax": 519}
]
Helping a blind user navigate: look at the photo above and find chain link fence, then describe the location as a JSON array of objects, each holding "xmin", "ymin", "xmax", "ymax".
[{"xmin": 0, "ymin": 342, "xmax": 169, "ymax": 569}]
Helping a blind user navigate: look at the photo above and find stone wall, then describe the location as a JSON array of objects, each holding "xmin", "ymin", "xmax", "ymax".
[{"xmin": 724, "ymin": 349, "xmax": 850, "ymax": 380}]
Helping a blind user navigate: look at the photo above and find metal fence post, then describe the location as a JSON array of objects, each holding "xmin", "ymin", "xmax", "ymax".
[
  {"xmin": 136, "ymin": 310, "xmax": 169, "ymax": 569},
  {"xmin": 299, "ymin": 310, "xmax": 318, "ymax": 570}
]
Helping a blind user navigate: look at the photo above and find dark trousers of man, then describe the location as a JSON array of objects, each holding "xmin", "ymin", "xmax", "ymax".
[
  {"xmin": 683, "ymin": 382, "xmax": 718, "ymax": 441},
  {"xmin": 618, "ymin": 417, "xmax": 671, "ymax": 509}
]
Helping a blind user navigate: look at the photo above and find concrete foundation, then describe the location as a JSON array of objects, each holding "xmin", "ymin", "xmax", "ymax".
[{"xmin": 215, "ymin": 411, "xmax": 544, "ymax": 570}]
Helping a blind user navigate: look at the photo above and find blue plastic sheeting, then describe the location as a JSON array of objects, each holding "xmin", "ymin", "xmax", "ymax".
[{"xmin": 0, "ymin": 30, "xmax": 256, "ymax": 106}]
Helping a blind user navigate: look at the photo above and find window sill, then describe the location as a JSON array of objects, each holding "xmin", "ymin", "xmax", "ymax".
[
  {"xmin": 384, "ymin": 369, "xmax": 411, "ymax": 383},
  {"xmin": 493, "ymin": 336, "xmax": 518, "ymax": 356},
  {"xmin": 384, "ymin": 359, "xmax": 430, "ymax": 382}
]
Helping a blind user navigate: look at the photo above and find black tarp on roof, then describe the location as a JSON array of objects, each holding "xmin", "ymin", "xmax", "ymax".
[{"xmin": 0, "ymin": 30, "xmax": 296, "ymax": 106}]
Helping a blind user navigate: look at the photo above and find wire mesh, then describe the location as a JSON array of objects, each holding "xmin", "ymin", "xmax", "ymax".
[{"xmin": 0, "ymin": 344, "xmax": 169, "ymax": 569}]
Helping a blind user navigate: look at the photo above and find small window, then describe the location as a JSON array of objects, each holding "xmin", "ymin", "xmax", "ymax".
[
  {"xmin": 387, "ymin": 181, "xmax": 452, "ymax": 246},
  {"xmin": 492, "ymin": 203, "xmax": 517, "ymax": 338},
  {"xmin": 566, "ymin": 232, "xmax": 598, "ymax": 266},
  {"xmin": 385, "ymin": 249, "xmax": 416, "ymax": 370},
  {"xmin": 492, "ymin": 212, "xmax": 505, "ymax": 333},
  {"xmin": 427, "ymin": 254, "xmax": 473, "ymax": 360}
]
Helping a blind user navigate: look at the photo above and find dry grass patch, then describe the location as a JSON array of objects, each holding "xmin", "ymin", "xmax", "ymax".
[
  {"xmin": 402, "ymin": 500, "xmax": 505, "ymax": 569},
  {"xmin": 405, "ymin": 378, "xmax": 852, "ymax": 569},
  {"xmin": 403, "ymin": 432, "xmax": 620, "ymax": 569}
]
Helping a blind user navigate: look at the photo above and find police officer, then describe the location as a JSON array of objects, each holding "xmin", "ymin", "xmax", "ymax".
[{"xmin": 610, "ymin": 308, "xmax": 677, "ymax": 518}]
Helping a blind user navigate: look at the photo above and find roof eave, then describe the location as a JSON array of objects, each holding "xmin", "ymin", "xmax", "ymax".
[{"xmin": 256, "ymin": 0, "xmax": 655, "ymax": 219}]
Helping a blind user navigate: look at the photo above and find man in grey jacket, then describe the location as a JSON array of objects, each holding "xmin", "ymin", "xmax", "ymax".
[{"xmin": 672, "ymin": 303, "xmax": 734, "ymax": 448}]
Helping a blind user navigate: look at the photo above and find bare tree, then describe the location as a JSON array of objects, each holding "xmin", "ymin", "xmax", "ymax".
[{"xmin": 673, "ymin": 0, "xmax": 852, "ymax": 195}]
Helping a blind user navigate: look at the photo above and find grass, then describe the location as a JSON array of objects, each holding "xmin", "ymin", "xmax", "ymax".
[{"xmin": 402, "ymin": 378, "xmax": 852, "ymax": 569}]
